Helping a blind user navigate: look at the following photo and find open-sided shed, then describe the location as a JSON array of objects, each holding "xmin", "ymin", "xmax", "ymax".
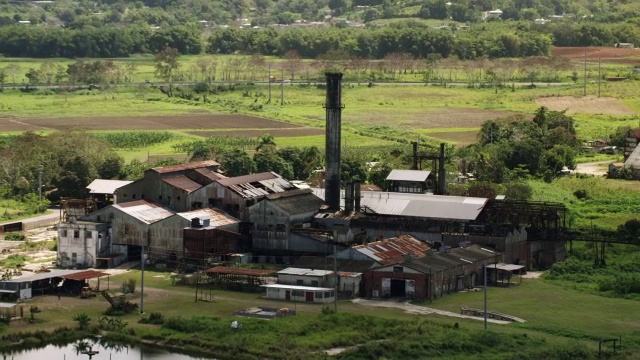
[{"xmin": 202, "ymin": 266, "xmax": 276, "ymax": 292}]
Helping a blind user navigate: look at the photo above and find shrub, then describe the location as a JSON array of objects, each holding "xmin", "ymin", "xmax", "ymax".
[
  {"xmin": 139, "ymin": 312, "xmax": 164, "ymax": 325},
  {"xmin": 4, "ymin": 232, "xmax": 25, "ymax": 241}
]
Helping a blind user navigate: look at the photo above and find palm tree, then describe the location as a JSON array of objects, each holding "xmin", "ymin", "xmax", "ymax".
[
  {"xmin": 72, "ymin": 312, "xmax": 91, "ymax": 330},
  {"xmin": 256, "ymin": 134, "xmax": 276, "ymax": 152}
]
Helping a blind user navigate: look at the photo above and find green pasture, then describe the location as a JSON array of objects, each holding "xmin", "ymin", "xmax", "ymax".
[
  {"xmin": 530, "ymin": 177, "xmax": 640, "ymax": 230},
  {"xmin": 427, "ymin": 278, "xmax": 640, "ymax": 351}
]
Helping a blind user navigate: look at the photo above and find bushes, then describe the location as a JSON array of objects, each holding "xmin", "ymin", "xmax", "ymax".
[
  {"xmin": 3, "ymin": 232, "xmax": 25, "ymax": 241},
  {"xmin": 139, "ymin": 312, "xmax": 164, "ymax": 325}
]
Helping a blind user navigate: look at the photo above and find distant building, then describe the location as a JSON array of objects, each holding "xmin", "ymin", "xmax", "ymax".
[
  {"xmin": 385, "ymin": 169, "xmax": 435, "ymax": 194},
  {"xmin": 624, "ymin": 128, "xmax": 640, "ymax": 161},
  {"xmin": 483, "ymin": 9, "xmax": 503, "ymax": 20},
  {"xmin": 262, "ymin": 267, "xmax": 336, "ymax": 303},
  {"xmin": 624, "ymin": 145, "xmax": 640, "ymax": 179},
  {"xmin": 616, "ymin": 43, "xmax": 635, "ymax": 49}
]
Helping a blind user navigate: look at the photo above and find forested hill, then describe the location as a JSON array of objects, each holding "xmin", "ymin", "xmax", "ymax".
[{"xmin": 0, "ymin": 0, "xmax": 638, "ymax": 58}]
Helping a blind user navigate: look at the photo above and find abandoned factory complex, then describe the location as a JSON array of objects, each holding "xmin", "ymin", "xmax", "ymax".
[{"xmin": 54, "ymin": 73, "xmax": 570, "ymax": 302}]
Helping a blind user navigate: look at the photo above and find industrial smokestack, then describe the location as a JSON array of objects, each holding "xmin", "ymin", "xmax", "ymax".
[
  {"xmin": 324, "ymin": 73, "xmax": 343, "ymax": 211},
  {"xmin": 354, "ymin": 181, "xmax": 361, "ymax": 212},
  {"xmin": 438, "ymin": 142, "xmax": 446, "ymax": 195},
  {"xmin": 344, "ymin": 181, "xmax": 354, "ymax": 213}
]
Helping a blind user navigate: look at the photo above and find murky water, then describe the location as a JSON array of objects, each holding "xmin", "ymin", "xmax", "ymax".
[{"xmin": 1, "ymin": 337, "xmax": 215, "ymax": 360}]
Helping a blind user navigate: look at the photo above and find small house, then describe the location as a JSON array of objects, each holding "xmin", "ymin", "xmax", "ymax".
[{"xmin": 385, "ymin": 169, "xmax": 435, "ymax": 194}]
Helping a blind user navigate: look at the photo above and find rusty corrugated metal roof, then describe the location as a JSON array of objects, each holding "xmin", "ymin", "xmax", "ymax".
[
  {"xmin": 204, "ymin": 266, "xmax": 275, "ymax": 276},
  {"xmin": 151, "ymin": 160, "xmax": 220, "ymax": 174},
  {"xmin": 177, "ymin": 208, "xmax": 239, "ymax": 227},
  {"xmin": 162, "ymin": 175, "xmax": 203, "ymax": 193},
  {"xmin": 217, "ymin": 172, "xmax": 296, "ymax": 199},
  {"xmin": 186, "ymin": 168, "xmax": 227, "ymax": 186},
  {"xmin": 63, "ymin": 270, "xmax": 110, "ymax": 281},
  {"xmin": 115, "ymin": 200, "xmax": 175, "ymax": 224},
  {"xmin": 353, "ymin": 235, "xmax": 430, "ymax": 265}
]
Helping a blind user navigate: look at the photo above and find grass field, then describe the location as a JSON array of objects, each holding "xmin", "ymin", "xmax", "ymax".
[{"xmin": 5, "ymin": 269, "xmax": 637, "ymax": 358}]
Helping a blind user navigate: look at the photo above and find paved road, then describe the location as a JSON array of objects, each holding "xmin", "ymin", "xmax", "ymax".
[
  {"xmin": 0, "ymin": 207, "xmax": 59, "ymax": 227},
  {"xmin": 352, "ymin": 298, "xmax": 512, "ymax": 324}
]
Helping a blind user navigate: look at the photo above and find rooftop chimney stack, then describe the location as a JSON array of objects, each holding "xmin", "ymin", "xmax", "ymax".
[
  {"xmin": 438, "ymin": 142, "xmax": 446, "ymax": 195},
  {"xmin": 325, "ymin": 73, "xmax": 343, "ymax": 211}
]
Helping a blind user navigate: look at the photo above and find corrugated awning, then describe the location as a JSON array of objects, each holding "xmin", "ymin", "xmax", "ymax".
[
  {"xmin": 62, "ymin": 270, "xmax": 109, "ymax": 281},
  {"xmin": 204, "ymin": 267, "xmax": 275, "ymax": 276},
  {"xmin": 487, "ymin": 263, "xmax": 525, "ymax": 272}
]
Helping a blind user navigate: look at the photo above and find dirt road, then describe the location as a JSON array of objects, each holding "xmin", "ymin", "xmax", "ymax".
[{"xmin": 574, "ymin": 160, "xmax": 611, "ymax": 177}]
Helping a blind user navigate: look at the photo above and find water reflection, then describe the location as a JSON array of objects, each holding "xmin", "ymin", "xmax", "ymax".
[{"xmin": 1, "ymin": 337, "xmax": 214, "ymax": 360}]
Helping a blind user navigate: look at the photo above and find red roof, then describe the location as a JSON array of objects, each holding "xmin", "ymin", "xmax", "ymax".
[
  {"xmin": 629, "ymin": 128, "xmax": 640, "ymax": 139},
  {"xmin": 353, "ymin": 235, "xmax": 431, "ymax": 265},
  {"xmin": 204, "ymin": 266, "xmax": 275, "ymax": 276},
  {"xmin": 63, "ymin": 270, "xmax": 109, "ymax": 281},
  {"xmin": 152, "ymin": 160, "xmax": 219, "ymax": 174},
  {"xmin": 216, "ymin": 172, "xmax": 278, "ymax": 186},
  {"xmin": 361, "ymin": 184, "xmax": 382, "ymax": 191}
]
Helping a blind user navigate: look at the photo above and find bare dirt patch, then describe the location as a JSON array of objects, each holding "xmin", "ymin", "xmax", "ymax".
[
  {"xmin": 349, "ymin": 108, "xmax": 517, "ymax": 129},
  {"xmin": 0, "ymin": 114, "xmax": 298, "ymax": 132},
  {"xmin": 188, "ymin": 128, "xmax": 325, "ymax": 138},
  {"xmin": 552, "ymin": 46, "xmax": 640, "ymax": 64},
  {"xmin": 536, "ymin": 96, "xmax": 635, "ymax": 115},
  {"xmin": 427, "ymin": 131, "xmax": 478, "ymax": 145}
]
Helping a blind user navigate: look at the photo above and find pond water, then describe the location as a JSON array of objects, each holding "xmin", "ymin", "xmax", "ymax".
[{"xmin": 1, "ymin": 338, "xmax": 215, "ymax": 360}]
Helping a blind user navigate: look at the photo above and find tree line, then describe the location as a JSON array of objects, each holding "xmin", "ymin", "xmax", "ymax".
[{"xmin": 0, "ymin": 24, "xmax": 201, "ymax": 58}]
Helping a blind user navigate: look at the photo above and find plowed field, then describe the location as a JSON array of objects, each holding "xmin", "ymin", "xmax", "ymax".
[
  {"xmin": 552, "ymin": 46, "xmax": 640, "ymax": 64},
  {"xmin": 0, "ymin": 114, "xmax": 297, "ymax": 131},
  {"xmin": 536, "ymin": 96, "xmax": 635, "ymax": 115}
]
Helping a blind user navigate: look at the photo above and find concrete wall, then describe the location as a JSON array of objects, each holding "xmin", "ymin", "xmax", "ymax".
[{"xmin": 57, "ymin": 222, "xmax": 108, "ymax": 268}]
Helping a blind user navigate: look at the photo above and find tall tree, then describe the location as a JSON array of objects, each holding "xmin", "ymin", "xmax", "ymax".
[{"xmin": 154, "ymin": 46, "xmax": 180, "ymax": 93}]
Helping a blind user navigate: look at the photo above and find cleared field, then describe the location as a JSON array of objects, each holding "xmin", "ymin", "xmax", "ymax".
[
  {"xmin": 552, "ymin": 46, "xmax": 640, "ymax": 64},
  {"xmin": 347, "ymin": 108, "xmax": 518, "ymax": 129},
  {"xmin": 536, "ymin": 96, "xmax": 636, "ymax": 115},
  {"xmin": 0, "ymin": 114, "xmax": 297, "ymax": 131},
  {"xmin": 187, "ymin": 128, "xmax": 325, "ymax": 138},
  {"xmin": 425, "ymin": 130, "xmax": 479, "ymax": 145}
]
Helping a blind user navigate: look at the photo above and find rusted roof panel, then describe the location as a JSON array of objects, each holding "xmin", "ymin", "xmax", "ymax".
[
  {"xmin": 63, "ymin": 270, "xmax": 109, "ymax": 281},
  {"xmin": 267, "ymin": 189, "xmax": 324, "ymax": 215},
  {"xmin": 152, "ymin": 160, "xmax": 219, "ymax": 174},
  {"xmin": 353, "ymin": 235, "xmax": 430, "ymax": 265},
  {"xmin": 115, "ymin": 200, "xmax": 175, "ymax": 224},
  {"xmin": 162, "ymin": 175, "xmax": 203, "ymax": 193},
  {"xmin": 186, "ymin": 168, "xmax": 227, "ymax": 186},
  {"xmin": 204, "ymin": 266, "xmax": 275, "ymax": 276},
  {"xmin": 177, "ymin": 208, "xmax": 239, "ymax": 227}
]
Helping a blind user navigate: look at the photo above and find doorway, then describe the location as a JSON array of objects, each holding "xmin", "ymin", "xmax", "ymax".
[
  {"xmin": 285, "ymin": 290, "xmax": 291, "ymax": 300},
  {"xmin": 305, "ymin": 292, "xmax": 314, "ymax": 302},
  {"xmin": 390, "ymin": 279, "xmax": 406, "ymax": 297}
]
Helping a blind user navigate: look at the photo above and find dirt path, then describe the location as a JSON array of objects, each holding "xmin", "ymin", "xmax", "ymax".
[
  {"xmin": 351, "ymin": 299, "xmax": 511, "ymax": 324},
  {"xmin": 574, "ymin": 160, "xmax": 611, "ymax": 176}
]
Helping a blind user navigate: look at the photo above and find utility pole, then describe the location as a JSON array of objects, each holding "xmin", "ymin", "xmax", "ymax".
[
  {"xmin": 141, "ymin": 234, "xmax": 146, "ymax": 314},
  {"xmin": 583, "ymin": 51, "xmax": 587, "ymax": 97},
  {"xmin": 483, "ymin": 263, "xmax": 488, "ymax": 330},
  {"xmin": 281, "ymin": 68, "xmax": 284, "ymax": 105},
  {"xmin": 268, "ymin": 63, "xmax": 272, "ymax": 104},
  {"xmin": 38, "ymin": 166, "xmax": 42, "ymax": 206},
  {"xmin": 598, "ymin": 57, "xmax": 601, "ymax": 98},
  {"xmin": 334, "ymin": 244, "xmax": 338, "ymax": 313}
]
